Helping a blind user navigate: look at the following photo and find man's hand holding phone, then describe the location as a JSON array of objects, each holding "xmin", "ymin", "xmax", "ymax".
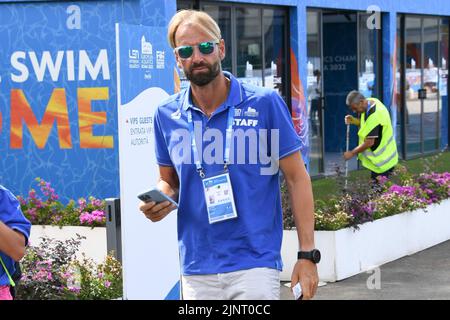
[
  {"xmin": 291, "ymin": 259, "xmax": 319, "ymax": 300},
  {"xmin": 292, "ymin": 282, "xmax": 303, "ymax": 300},
  {"xmin": 138, "ymin": 184, "xmax": 178, "ymax": 222}
]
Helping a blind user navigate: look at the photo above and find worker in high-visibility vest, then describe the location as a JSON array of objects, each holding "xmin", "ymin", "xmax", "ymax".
[{"xmin": 343, "ymin": 90, "xmax": 398, "ymax": 182}]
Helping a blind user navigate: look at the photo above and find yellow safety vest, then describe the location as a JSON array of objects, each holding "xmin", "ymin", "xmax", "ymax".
[{"xmin": 358, "ymin": 98, "xmax": 398, "ymax": 173}]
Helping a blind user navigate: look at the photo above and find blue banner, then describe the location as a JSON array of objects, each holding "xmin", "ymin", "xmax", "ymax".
[{"xmin": 0, "ymin": 1, "xmax": 123, "ymax": 202}]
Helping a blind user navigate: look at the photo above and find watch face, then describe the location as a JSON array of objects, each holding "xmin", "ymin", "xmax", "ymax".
[{"xmin": 312, "ymin": 250, "xmax": 321, "ymax": 263}]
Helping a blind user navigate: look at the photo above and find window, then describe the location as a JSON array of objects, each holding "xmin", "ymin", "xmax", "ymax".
[
  {"xmin": 203, "ymin": 5, "xmax": 232, "ymax": 73},
  {"xmin": 358, "ymin": 12, "xmax": 382, "ymax": 99},
  {"xmin": 400, "ymin": 15, "xmax": 448, "ymax": 158},
  {"xmin": 177, "ymin": 1, "xmax": 289, "ymax": 103}
]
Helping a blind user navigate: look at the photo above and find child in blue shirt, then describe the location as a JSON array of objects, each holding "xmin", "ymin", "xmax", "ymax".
[{"xmin": 0, "ymin": 184, "xmax": 31, "ymax": 300}]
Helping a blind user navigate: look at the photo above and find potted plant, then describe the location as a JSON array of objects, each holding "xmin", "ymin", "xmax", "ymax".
[
  {"xmin": 281, "ymin": 165, "xmax": 450, "ymax": 282},
  {"xmin": 17, "ymin": 235, "xmax": 122, "ymax": 300},
  {"xmin": 18, "ymin": 178, "xmax": 108, "ymax": 263}
]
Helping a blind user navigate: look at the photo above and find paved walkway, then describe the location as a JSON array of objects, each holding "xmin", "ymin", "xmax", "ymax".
[{"xmin": 280, "ymin": 240, "xmax": 450, "ymax": 300}]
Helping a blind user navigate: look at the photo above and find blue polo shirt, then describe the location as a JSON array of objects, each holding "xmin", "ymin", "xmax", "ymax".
[
  {"xmin": 154, "ymin": 72, "xmax": 302, "ymax": 275},
  {"xmin": 0, "ymin": 185, "xmax": 31, "ymax": 285}
]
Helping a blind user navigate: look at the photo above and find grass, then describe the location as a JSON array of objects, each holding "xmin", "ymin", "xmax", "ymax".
[{"xmin": 312, "ymin": 150, "xmax": 450, "ymax": 202}]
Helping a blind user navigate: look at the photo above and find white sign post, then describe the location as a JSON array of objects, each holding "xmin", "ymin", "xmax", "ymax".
[{"xmin": 115, "ymin": 23, "xmax": 180, "ymax": 300}]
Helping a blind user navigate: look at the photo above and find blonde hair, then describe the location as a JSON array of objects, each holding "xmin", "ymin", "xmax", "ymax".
[{"xmin": 167, "ymin": 9, "xmax": 221, "ymax": 48}]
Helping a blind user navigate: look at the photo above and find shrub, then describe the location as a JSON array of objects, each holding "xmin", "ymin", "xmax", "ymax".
[
  {"xmin": 415, "ymin": 172, "xmax": 450, "ymax": 204},
  {"xmin": 281, "ymin": 178, "xmax": 295, "ymax": 230},
  {"xmin": 282, "ymin": 170, "xmax": 450, "ymax": 231},
  {"xmin": 74, "ymin": 254, "xmax": 123, "ymax": 300},
  {"xmin": 314, "ymin": 199, "xmax": 351, "ymax": 231},
  {"xmin": 16, "ymin": 235, "xmax": 122, "ymax": 300},
  {"xmin": 18, "ymin": 178, "xmax": 106, "ymax": 227},
  {"xmin": 371, "ymin": 192, "xmax": 427, "ymax": 220},
  {"xmin": 17, "ymin": 235, "xmax": 86, "ymax": 300}
]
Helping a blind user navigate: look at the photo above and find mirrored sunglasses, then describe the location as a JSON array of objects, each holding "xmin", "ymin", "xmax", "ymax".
[{"xmin": 175, "ymin": 41, "xmax": 219, "ymax": 59}]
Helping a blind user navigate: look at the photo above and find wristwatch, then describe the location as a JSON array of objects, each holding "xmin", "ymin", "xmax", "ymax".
[{"xmin": 297, "ymin": 249, "xmax": 321, "ymax": 264}]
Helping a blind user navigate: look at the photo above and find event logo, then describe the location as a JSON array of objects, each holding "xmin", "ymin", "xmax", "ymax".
[
  {"xmin": 156, "ymin": 51, "xmax": 165, "ymax": 69},
  {"xmin": 129, "ymin": 49, "xmax": 139, "ymax": 60},
  {"xmin": 141, "ymin": 36, "xmax": 153, "ymax": 70},
  {"xmin": 244, "ymin": 106, "xmax": 259, "ymax": 118},
  {"xmin": 127, "ymin": 35, "xmax": 161, "ymax": 81},
  {"xmin": 141, "ymin": 36, "xmax": 152, "ymax": 55}
]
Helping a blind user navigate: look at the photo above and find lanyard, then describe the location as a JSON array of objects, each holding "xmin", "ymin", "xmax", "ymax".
[
  {"xmin": 0, "ymin": 256, "xmax": 15, "ymax": 287},
  {"xmin": 187, "ymin": 105, "xmax": 234, "ymax": 178}
]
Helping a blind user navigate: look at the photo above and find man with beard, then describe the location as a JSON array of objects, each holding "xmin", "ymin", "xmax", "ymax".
[{"xmin": 139, "ymin": 9, "xmax": 319, "ymax": 300}]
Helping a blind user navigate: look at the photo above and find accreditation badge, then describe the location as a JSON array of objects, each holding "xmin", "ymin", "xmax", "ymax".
[{"xmin": 202, "ymin": 172, "xmax": 238, "ymax": 224}]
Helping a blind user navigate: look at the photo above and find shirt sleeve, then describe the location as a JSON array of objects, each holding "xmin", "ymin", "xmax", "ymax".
[
  {"xmin": 367, "ymin": 125, "xmax": 381, "ymax": 138},
  {"xmin": 267, "ymin": 90, "xmax": 302, "ymax": 159},
  {"xmin": 153, "ymin": 108, "xmax": 174, "ymax": 167},
  {"xmin": 0, "ymin": 187, "xmax": 31, "ymax": 245}
]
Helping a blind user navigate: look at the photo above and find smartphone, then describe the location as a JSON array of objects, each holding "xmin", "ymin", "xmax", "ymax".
[
  {"xmin": 292, "ymin": 282, "xmax": 303, "ymax": 300},
  {"xmin": 137, "ymin": 188, "xmax": 178, "ymax": 207}
]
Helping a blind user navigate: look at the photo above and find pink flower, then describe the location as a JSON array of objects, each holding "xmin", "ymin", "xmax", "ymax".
[
  {"xmin": 377, "ymin": 175, "xmax": 388, "ymax": 184},
  {"xmin": 80, "ymin": 210, "xmax": 105, "ymax": 225},
  {"xmin": 78, "ymin": 198, "xmax": 87, "ymax": 211},
  {"xmin": 388, "ymin": 185, "xmax": 416, "ymax": 197},
  {"xmin": 104, "ymin": 281, "xmax": 111, "ymax": 288},
  {"xmin": 68, "ymin": 286, "xmax": 81, "ymax": 293},
  {"xmin": 27, "ymin": 208, "xmax": 37, "ymax": 219},
  {"xmin": 18, "ymin": 196, "xmax": 27, "ymax": 206},
  {"xmin": 92, "ymin": 210, "xmax": 105, "ymax": 217},
  {"xmin": 79, "ymin": 212, "xmax": 91, "ymax": 224}
]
